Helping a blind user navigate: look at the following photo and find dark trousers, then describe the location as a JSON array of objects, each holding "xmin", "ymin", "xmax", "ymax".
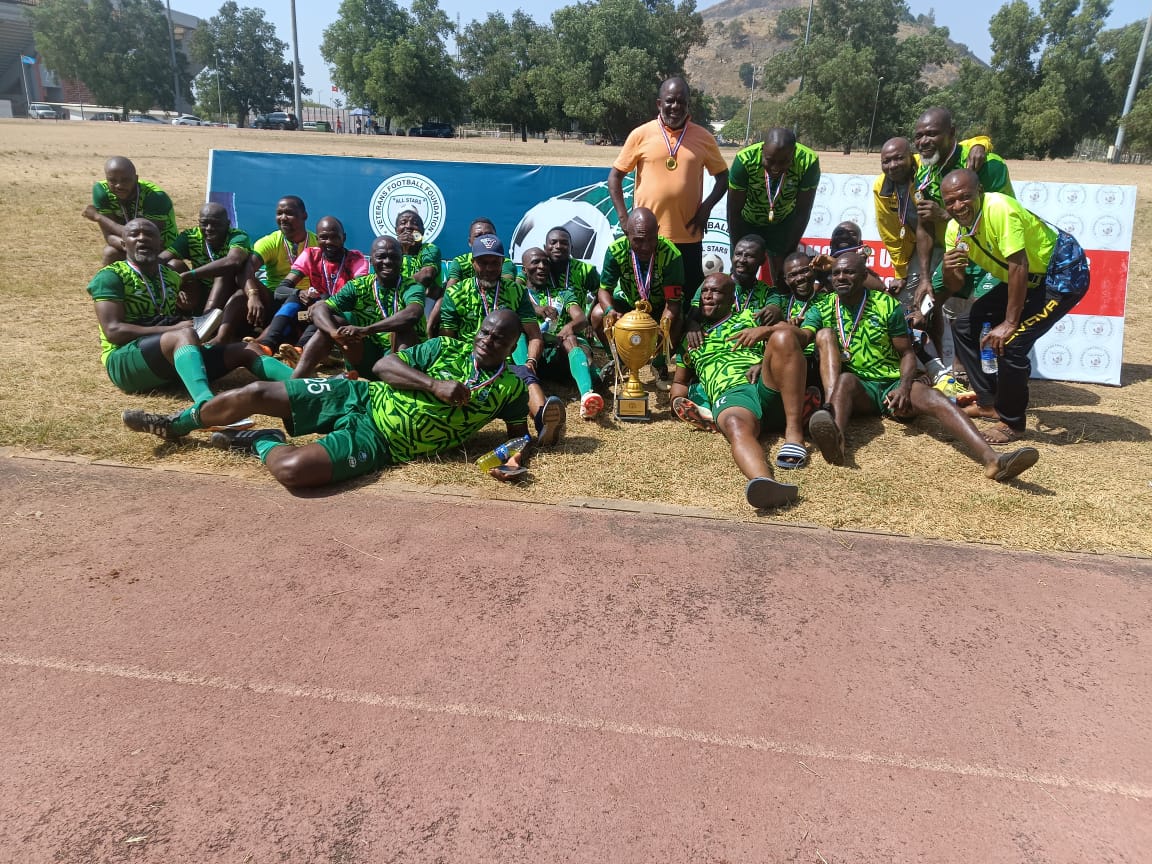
[
  {"xmin": 674, "ymin": 241, "xmax": 704, "ymax": 307},
  {"xmin": 951, "ymin": 285, "xmax": 1085, "ymax": 429}
]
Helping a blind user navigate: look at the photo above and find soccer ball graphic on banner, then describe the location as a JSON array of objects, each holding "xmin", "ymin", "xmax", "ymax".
[
  {"xmin": 702, "ymin": 252, "xmax": 725, "ymax": 275},
  {"xmin": 510, "ymin": 179, "xmax": 632, "ymax": 268}
]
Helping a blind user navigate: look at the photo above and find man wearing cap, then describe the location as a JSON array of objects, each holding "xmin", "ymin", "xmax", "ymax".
[{"xmin": 608, "ymin": 76, "xmax": 728, "ymax": 298}]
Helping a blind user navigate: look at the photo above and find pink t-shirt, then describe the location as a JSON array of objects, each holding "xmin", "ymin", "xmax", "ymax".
[{"xmin": 291, "ymin": 247, "xmax": 369, "ymax": 297}]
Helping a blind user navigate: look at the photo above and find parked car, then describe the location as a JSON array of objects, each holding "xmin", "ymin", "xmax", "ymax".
[
  {"xmin": 302, "ymin": 120, "xmax": 333, "ymax": 132},
  {"xmin": 128, "ymin": 114, "xmax": 166, "ymax": 124},
  {"xmin": 28, "ymin": 102, "xmax": 57, "ymax": 119},
  {"xmin": 408, "ymin": 122, "xmax": 454, "ymax": 138},
  {"xmin": 89, "ymin": 111, "xmax": 121, "ymax": 121},
  {"xmin": 252, "ymin": 111, "xmax": 298, "ymax": 130},
  {"xmin": 172, "ymin": 114, "xmax": 203, "ymax": 126}
]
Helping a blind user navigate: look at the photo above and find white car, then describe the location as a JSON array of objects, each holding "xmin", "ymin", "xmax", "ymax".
[
  {"xmin": 28, "ymin": 102, "xmax": 57, "ymax": 119},
  {"xmin": 172, "ymin": 114, "xmax": 203, "ymax": 126}
]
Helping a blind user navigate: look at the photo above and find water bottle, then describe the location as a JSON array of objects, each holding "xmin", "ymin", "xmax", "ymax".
[
  {"xmin": 979, "ymin": 322, "xmax": 998, "ymax": 374},
  {"xmin": 474, "ymin": 435, "xmax": 530, "ymax": 472}
]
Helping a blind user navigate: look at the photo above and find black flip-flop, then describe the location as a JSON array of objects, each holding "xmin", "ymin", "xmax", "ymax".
[
  {"xmin": 808, "ymin": 409, "xmax": 845, "ymax": 466},
  {"xmin": 991, "ymin": 447, "xmax": 1040, "ymax": 482},
  {"xmin": 745, "ymin": 477, "xmax": 799, "ymax": 509}
]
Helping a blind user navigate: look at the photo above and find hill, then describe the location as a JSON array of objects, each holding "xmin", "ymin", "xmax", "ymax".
[{"xmin": 687, "ymin": 0, "xmax": 985, "ymax": 111}]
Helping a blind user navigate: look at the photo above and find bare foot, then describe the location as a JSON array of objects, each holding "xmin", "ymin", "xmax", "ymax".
[
  {"xmin": 963, "ymin": 403, "xmax": 999, "ymax": 420},
  {"xmin": 982, "ymin": 422, "xmax": 1024, "ymax": 444}
]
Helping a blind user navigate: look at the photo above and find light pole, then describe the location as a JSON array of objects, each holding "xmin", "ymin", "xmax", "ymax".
[
  {"xmin": 215, "ymin": 54, "xmax": 224, "ymax": 124},
  {"xmin": 743, "ymin": 62, "xmax": 757, "ymax": 146},
  {"xmin": 164, "ymin": 0, "xmax": 181, "ymax": 111},
  {"xmin": 867, "ymin": 75, "xmax": 884, "ymax": 153},
  {"xmin": 1113, "ymin": 5, "xmax": 1152, "ymax": 161},
  {"xmin": 290, "ymin": 0, "xmax": 303, "ymax": 123}
]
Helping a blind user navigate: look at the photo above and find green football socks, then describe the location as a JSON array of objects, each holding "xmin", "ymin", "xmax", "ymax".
[
  {"xmin": 568, "ymin": 347, "xmax": 594, "ymax": 395},
  {"xmin": 173, "ymin": 344, "xmax": 214, "ymax": 404},
  {"xmin": 249, "ymin": 354, "xmax": 293, "ymax": 382}
]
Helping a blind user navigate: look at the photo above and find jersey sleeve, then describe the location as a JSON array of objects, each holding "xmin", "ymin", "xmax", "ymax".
[
  {"xmin": 251, "ymin": 233, "xmax": 279, "ymax": 267},
  {"xmin": 227, "ymin": 230, "xmax": 252, "ymax": 252},
  {"xmin": 148, "ymin": 191, "xmax": 178, "ymax": 247},
  {"xmin": 168, "ymin": 230, "xmax": 191, "ymax": 259},
  {"xmin": 799, "ymin": 303, "xmax": 825, "ymax": 333},
  {"xmin": 515, "ymin": 289, "xmax": 537, "ymax": 323},
  {"xmin": 978, "ymin": 158, "xmax": 1012, "ymax": 196},
  {"xmin": 728, "ymin": 151, "xmax": 750, "ymax": 191},
  {"xmin": 290, "ymin": 248, "xmax": 315, "ymax": 279},
  {"xmin": 501, "ymin": 258, "xmax": 518, "ymax": 280},
  {"xmin": 326, "ymin": 280, "xmax": 358, "ymax": 313},
  {"xmin": 401, "ymin": 280, "xmax": 426, "ymax": 310},
  {"xmin": 92, "ymin": 182, "xmax": 110, "ymax": 209},
  {"xmin": 664, "ymin": 252, "xmax": 685, "ymax": 288},
  {"xmin": 87, "ymin": 267, "xmax": 125, "ymax": 302},
  {"xmin": 885, "ymin": 300, "xmax": 909, "ymax": 338},
  {"xmin": 439, "ymin": 291, "xmax": 460, "ymax": 333},
  {"xmin": 612, "ymin": 126, "xmax": 645, "ymax": 174},
  {"xmin": 495, "ymin": 383, "xmax": 530, "ymax": 424},
  {"xmin": 600, "ymin": 250, "xmax": 620, "ymax": 291},
  {"xmin": 701, "ymin": 131, "xmax": 728, "ymax": 176},
  {"xmin": 798, "ymin": 155, "xmax": 821, "ymax": 191},
  {"xmin": 445, "ymin": 256, "xmax": 465, "ymax": 282},
  {"xmin": 396, "ymin": 337, "xmax": 441, "ymax": 372}
]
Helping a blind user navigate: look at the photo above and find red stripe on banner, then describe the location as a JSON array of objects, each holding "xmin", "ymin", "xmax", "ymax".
[{"xmin": 793, "ymin": 239, "xmax": 1128, "ymax": 319}]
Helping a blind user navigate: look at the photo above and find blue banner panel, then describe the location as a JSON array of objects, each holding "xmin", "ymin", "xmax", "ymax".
[{"xmin": 207, "ymin": 150, "xmax": 637, "ymax": 269}]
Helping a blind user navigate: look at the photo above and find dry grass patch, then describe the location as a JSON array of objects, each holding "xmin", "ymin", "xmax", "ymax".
[{"xmin": 1, "ymin": 121, "xmax": 1149, "ymax": 554}]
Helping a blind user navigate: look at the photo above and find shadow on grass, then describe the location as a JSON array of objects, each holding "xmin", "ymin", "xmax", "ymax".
[
  {"xmin": 1030, "ymin": 379, "xmax": 1102, "ymax": 408},
  {"xmin": 1120, "ymin": 363, "xmax": 1152, "ymax": 386},
  {"xmin": 1031, "ymin": 409, "xmax": 1151, "ymax": 444}
]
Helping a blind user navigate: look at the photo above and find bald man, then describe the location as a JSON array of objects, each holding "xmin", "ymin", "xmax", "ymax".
[
  {"xmin": 162, "ymin": 201, "xmax": 252, "ymax": 319},
  {"xmin": 609, "ymin": 76, "xmax": 728, "ymax": 296},
  {"xmin": 873, "ymin": 137, "xmax": 919, "ymax": 301},
  {"xmin": 728, "ymin": 127, "xmax": 821, "ymax": 288},
  {"xmin": 83, "ymin": 156, "xmax": 177, "ymax": 264}
]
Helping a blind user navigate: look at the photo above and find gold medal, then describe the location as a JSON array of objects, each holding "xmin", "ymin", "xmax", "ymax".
[
  {"xmin": 956, "ymin": 241, "xmax": 969, "ymax": 253},
  {"xmin": 899, "ymin": 226, "xmax": 906, "ymax": 239},
  {"xmin": 666, "ymin": 156, "xmax": 677, "ymax": 171},
  {"xmin": 841, "ymin": 349, "xmax": 851, "ymax": 362},
  {"xmin": 769, "ymin": 208, "xmax": 775, "ymax": 223}
]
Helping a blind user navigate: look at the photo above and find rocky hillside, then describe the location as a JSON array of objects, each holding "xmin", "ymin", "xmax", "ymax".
[{"xmin": 687, "ymin": 0, "xmax": 984, "ymax": 108}]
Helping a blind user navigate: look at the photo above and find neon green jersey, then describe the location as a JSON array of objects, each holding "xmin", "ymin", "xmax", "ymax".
[
  {"xmin": 87, "ymin": 261, "xmax": 181, "ymax": 364},
  {"xmin": 802, "ymin": 290, "xmax": 907, "ymax": 381},
  {"xmin": 326, "ymin": 273, "xmax": 427, "ymax": 349},
  {"xmin": 677, "ymin": 309, "xmax": 764, "ymax": 404},
  {"xmin": 729, "ymin": 142, "xmax": 820, "ymax": 227}
]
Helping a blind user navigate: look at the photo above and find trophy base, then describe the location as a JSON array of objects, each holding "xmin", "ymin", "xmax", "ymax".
[{"xmin": 614, "ymin": 395, "xmax": 652, "ymax": 422}]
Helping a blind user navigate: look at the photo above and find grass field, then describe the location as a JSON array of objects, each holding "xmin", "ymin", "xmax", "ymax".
[{"xmin": 1, "ymin": 121, "xmax": 1149, "ymax": 554}]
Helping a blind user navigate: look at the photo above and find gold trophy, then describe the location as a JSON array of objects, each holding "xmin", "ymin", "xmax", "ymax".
[{"xmin": 608, "ymin": 300, "xmax": 662, "ymax": 421}]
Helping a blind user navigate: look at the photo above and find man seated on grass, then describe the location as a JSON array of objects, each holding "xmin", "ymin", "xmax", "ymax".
[
  {"xmin": 545, "ymin": 225, "xmax": 601, "ymax": 316},
  {"xmin": 217, "ymin": 195, "xmax": 318, "ymax": 345},
  {"xmin": 521, "ymin": 246, "xmax": 602, "ymax": 419},
  {"xmin": 670, "ymin": 273, "xmax": 810, "ymax": 509},
  {"xmin": 301, "ymin": 236, "xmax": 426, "ymax": 379},
  {"xmin": 122, "ymin": 310, "xmax": 541, "ymax": 490},
  {"xmin": 161, "ymin": 202, "xmax": 252, "ymax": 321},
  {"xmin": 802, "ymin": 252, "xmax": 1040, "ymax": 482},
  {"xmin": 83, "ymin": 156, "xmax": 177, "ymax": 265},
  {"xmin": 441, "ymin": 235, "xmax": 565, "ymax": 445},
  {"xmin": 249, "ymin": 216, "xmax": 369, "ymax": 365},
  {"xmin": 432, "ymin": 217, "xmax": 517, "ymax": 334},
  {"xmin": 94, "ymin": 220, "xmax": 291, "ymax": 410}
]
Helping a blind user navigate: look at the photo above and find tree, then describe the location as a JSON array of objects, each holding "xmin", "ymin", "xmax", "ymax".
[
  {"xmin": 715, "ymin": 94, "xmax": 744, "ymax": 119},
  {"xmin": 739, "ymin": 62, "xmax": 756, "ymax": 89},
  {"xmin": 321, "ymin": 0, "xmax": 461, "ymax": 128},
  {"xmin": 190, "ymin": 2, "xmax": 304, "ymax": 128},
  {"xmin": 29, "ymin": 0, "xmax": 189, "ymax": 114},
  {"xmin": 458, "ymin": 11, "xmax": 557, "ymax": 141},
  {"xmin": 537, "ymin": 0, "xmax": 706, "ymax": 140}
]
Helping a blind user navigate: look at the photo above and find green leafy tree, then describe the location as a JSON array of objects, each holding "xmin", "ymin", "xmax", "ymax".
[
  {"xmin": 321, "ymin": 0, "xmax": 461, "ymax": 129},
  {"xmin": 190, "ymin": 2, "xmax": 305, "ymax": 128},
  {"xmin": 739, "ymin": 62, "xmax": 756, "ymax": 89},
  {"xmin": 458, "ymin": 11, "xmax": 557, "ymax": 141},
  {"xmin": 715, "ymin": 94, "xmax": 744, "ymax": 119},
  {"xmin": 538, "ymin": 0, "xmax": 706, "ymax": 140},
  {"xmin": 1117, "ymin": 84, "xmax": 1152, "ymax": 151},
  {"xmin": 29, "ymin": 0, "xmax": 189, "ymax": 114}
]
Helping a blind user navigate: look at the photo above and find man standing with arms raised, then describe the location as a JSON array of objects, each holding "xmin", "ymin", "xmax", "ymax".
[{"xmin": 608, "ymin": 76, "xmax": 728, "ymax": 299}]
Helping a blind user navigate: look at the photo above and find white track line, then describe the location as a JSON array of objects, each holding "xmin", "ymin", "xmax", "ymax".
[{"xmin": 3, "ymin": 650, "xmax": 1148, "ymax": 800}]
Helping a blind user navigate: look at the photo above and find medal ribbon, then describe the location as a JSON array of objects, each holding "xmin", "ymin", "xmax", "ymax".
[
  {"xmin": 765, "ymin": 170, "xmax": 785, "ymax": 215},
  {"xmin": 466, "ymin": 355, "xmax": 505, "ymax": 392},
  {"xmin": 126, "ymin": 261, "xmax": 168, "ymax": 314},
  {"xmin": 321, "ymin": 251, "xmax": 347, "ymax": 297},
  {"xmin": 282, "ymin": 233, "xmax": 306, "ymax": 263},
  {"xmin": 788, "ymin": 293, "xmax": 810, "ymax": 320},
  {"xmin": 478, "ymin": 280, "xmax": 501, "ymax": 317},
  {"xmin": 371, "ymin": 273, "xmax": 400, "ymax": 319},
  {"xmin": 834, "ymin": 293, "xmax": 868, "ymax": 355},
  {"xmin": 896, "ymin": 184, "xmax": 912, "ymax": 230},
  {"xmin": 548, "ymin": 262, "xmax": 570, "ymax": 306},
  {"xmin": 659, "ymin": 120, "xmax": 687, "ymax": 163},
  {"xmin": 954, "ymin": 206, "xmax": 984, "ymax": 249},
  {"xmin": 118, "ymin": 184, "xmax": 140, "ymax": 223},
  {"xmin": 630, "ymin": 251, "xmax": 654, "ymax": 301}
]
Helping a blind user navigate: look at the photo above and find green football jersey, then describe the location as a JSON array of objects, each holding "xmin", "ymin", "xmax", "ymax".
[
  {"xmin": 402, "ymin": 242, "xmax": 443, "ymax": 290},
  {"xmin": 169, "ymin": 226, "xmax": 252, "ymax": 270},
  {"xmin": 914, "ymin": 143, "xmax": 1013, "ymax": 208},
  {"xmin": 326, "ymin": 273, "xmax": 427, "ymax": 349},
  {"xmin": 521, "ymin": 279, "xmax": 582, "ymax": 345},
  {"xmin": 369, "ymin": 337, "xmax": 528, "ymax": 463},
  {"xmin": 678, "ymin": 308, "xmax": 764, "ymax": 404},
  {"xmin": 801, "ymin": 290, "xmax": 907, "ymax": 381},
  {"xmin": 729, "ymin": 142, "xmax": 820, "ymax": 227},
  {"xmin": 600, "ymin": 236, "xmax": 684, "ymax": 314},
  {"xmin": 551, "ymin": 259, "xmax": 600, "ymax": 313},
  {"xmin": 92, "ymin": 179, "xmax": 177, "ymax": 247},
  {"xmin": 87, "ymin": 261, "xmax": 182, "ymax": 364},
  {"xmin": 773, "ymin": 290, "xmax": 826, "ymax": 356},
  {"xmin": 440, "ymin": 275, "xmax": 536, "ymax": 341}
]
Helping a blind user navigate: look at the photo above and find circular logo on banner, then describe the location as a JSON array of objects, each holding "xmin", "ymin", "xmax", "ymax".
[
  {"xmin": 1092, "ymin": 215, "xmax": 1122, "ymax": 245},
  {"xmin": 1020, "ymin": 182, "xmax": 1048, "ymax": 206},
  {"xmin": 368, "ymin": 173, "xmax": 447, "ymax": 241},
  {"xmin": 1081, "ymin": 347, "xmax": 1112, "ymax": 370},
  {"xmin": 1095, "ymin": 186, "xmax": 1125, "ymax": 208},
  {"xmin": 817, "ymin": 177, "xmax": 836, "ymax": 198},
  {"xmin": 809, "ymin": 204, "xmax": 833, "ymax": 230},
  {"xmin": 838, "ymin": 206, "xmax": 867, "ymax": 231},
  {"xmin": 1050, "ymin": 317, "xmax": 1075, "ymax": 338},
  {"xmin": 844, "ymin": 176, "xmax": 869, "ymax": 199},
  {"xmin": 1084, "ymin": 317, "xmax": 1113, "ymax": 339},
  {"xmin": 1056, "ymin": 214, "xmax": 1084, "ymax": 237},
  {"xmin": 1057, "ymin": 185, "xmax": 1087, "ymax": 207},
  {"xmin": 1042, "ymin": 344, "xmax": 1072, "ymax": 369}
]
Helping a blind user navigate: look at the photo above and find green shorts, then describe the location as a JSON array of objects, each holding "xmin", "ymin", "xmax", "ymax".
[
  {"xmin": 857, "ymin": 377, "xmax": 901, "ymax": 416},
  {"xmin": 284, "ymin": 377, "xmax": 392, "ymax": 483},
  {"xmin": 712, "ymin": 381, "xmax": 785, "ymax": 430},
  {"xmin": 746, "ymin": 211, "xmax": 798, "ymax": 257},
  {"xmin": 104, "ymin": 336, "xmax": 229, "ymax": 394},
  {"xmin": 540, "ymin": 336, "xmax": 591, "ymax": 374},
  {"xmin": 346, "ymin": 339, "xmax": 389, "ymax": 379}
]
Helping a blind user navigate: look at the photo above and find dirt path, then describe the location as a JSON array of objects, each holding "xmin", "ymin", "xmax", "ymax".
[{"xmin": 1, "ymin": 455, "xmax": 1148, "ymax": 863}]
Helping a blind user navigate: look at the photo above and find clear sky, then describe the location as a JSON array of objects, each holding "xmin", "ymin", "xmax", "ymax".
[{"xmin": 174, "ymin": 0, "xmax": 1152, "ymax": 105}]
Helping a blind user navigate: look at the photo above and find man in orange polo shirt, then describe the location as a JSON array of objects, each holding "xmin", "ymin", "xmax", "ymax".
[{"xmin": 608, "ymin": 76, "xmax": 728, "ymax": 304}]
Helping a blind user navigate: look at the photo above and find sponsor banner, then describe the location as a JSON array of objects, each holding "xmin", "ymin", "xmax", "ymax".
[{"xmin": 207, "ymin": 152, "xmax": 1131, "ymax": 384}]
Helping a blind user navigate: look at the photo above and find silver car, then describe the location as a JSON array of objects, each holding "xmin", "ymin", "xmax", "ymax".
[
  {"xmin": 28, "ymin": 102, "xmax": 57, "ymax": 119},
  {"xmin": 172, "ymin": 114, "xmax": 203, "ymax": 126}
]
